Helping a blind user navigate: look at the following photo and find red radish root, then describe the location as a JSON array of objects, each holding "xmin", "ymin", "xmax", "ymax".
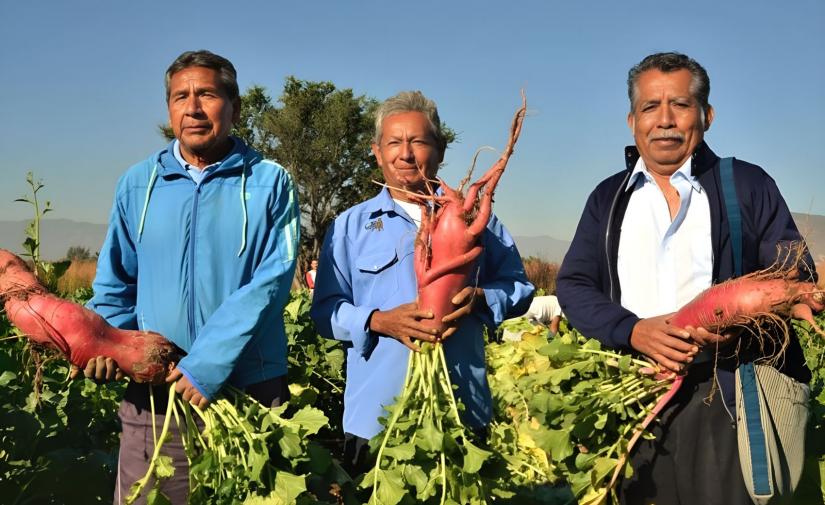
[
  {"xmin": 410, "ymin": 93, "xmax": 527, "ymax": 332},
  {"xmin": 0, "ymin": 249, "xmax": 177, "ymax": 383}
]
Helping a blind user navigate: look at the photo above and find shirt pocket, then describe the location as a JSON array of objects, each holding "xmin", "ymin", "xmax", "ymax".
[{"xmin": 354, "ymin": 249, "xmax": 400, "ymax": 304}]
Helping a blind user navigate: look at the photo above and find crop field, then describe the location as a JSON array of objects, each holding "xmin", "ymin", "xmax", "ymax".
[{"xmin": 2, "ymin": 280, "xmax": 824, "ymax": 504}]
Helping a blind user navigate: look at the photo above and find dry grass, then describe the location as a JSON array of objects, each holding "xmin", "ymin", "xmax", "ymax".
[
  {"xmin": 523, "ymin": 256, "xmax": 560, "ymax": 295},
  {"xmin": 57, "ymin": 260, "xmax": 97, "ymax": 294}
]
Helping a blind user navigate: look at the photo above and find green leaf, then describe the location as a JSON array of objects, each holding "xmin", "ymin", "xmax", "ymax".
[
  {"xmin": 416, "ymin": 417, "xmax": 443, "ymax": 452},
  {"xmin": 383, "ymin": 442, "xmax": 416, "ymax": 461},
  {"xmin": 287, "ymin": 405, "xmax": 328, "ymax": 435},
  {"xmin": 145, "ymin": 488, "xmax": 173, "ymax": 505},
  {"xmin": 0, "ymin": 371, "xmax": 16, "ymax": 386},
  {"xmin": 462, "ymin": 439, "xmax": 492, "ymax": 473},
  {"xmin": 273, "ymin": 471, "xmax": 307, "ymax": 505},
  {"xmin": 154, "ymin": 454, "xmax": 175, "ymax": 479},
  {"xmin": 373, "ymin": 467, "xmax": 407, "ymax": 505}
]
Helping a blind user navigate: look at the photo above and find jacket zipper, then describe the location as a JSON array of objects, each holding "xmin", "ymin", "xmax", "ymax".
[
  {"xmin": 188, "ymin": 183, "xmax": 201, "ymax": 348},
  {"xmin": 605, "ymin": 171, "xmax": 632, "ymax": 302}
]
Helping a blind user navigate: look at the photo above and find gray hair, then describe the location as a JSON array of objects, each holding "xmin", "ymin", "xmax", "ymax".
[
  {"xmin": 627, "ymin": 52, "xmax": 711, "ymax": 118},
  {"xmin": 164, "ymin": 50, "xmax": 239, "ymax": 103},
  {"xmin": 373, "ymin": 91, "xmax": 448, "ymax": 152}
]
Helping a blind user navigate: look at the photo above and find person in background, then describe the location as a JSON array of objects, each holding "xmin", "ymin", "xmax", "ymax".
[
  {"xmin": 501, "ymin": 294, "xmax": 564, "ymax": 341},
  {"xmin": 305, "ymin": 258, "xmax": 318, "ymax": 291}
]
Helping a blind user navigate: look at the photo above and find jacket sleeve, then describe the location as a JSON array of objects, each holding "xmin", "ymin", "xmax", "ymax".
[
  {"xmin": 310, "ymin": 223, "xmax": 378, "ymax": 358},
  {"xmin": 176, "ymin": 170, "xmax": 300, "ymax": 399},
  {"xmin": 87, "ymin": 177, "xmax": 139, "ymax": 330},
  {"xmin": 556, "ymin": 188, "xmax": 639, "ymax": 350},
  {"xmin": 745, "ymin": 170, "xmax": 817, "ymax": 282},
  {"xmin": 477, "ymin": 215, "xmax": 535, "ymax": 328}
]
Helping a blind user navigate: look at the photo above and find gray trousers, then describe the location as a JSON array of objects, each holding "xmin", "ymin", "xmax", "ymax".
[{"xmin": 114, "ymin": 377, "xmax": 289, "ymax": 505}]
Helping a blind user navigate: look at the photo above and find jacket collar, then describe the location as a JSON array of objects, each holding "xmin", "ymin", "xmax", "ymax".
[{"xmin": 156, "ymin": 137, "xmax": 258, "ymax": 179}]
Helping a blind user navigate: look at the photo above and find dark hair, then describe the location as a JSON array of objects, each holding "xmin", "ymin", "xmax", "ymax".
[
  {"xmin": 164, "ymin": 50, "xmax": 239, "ymax": 103},
  {"xmin": 627, "ymin": 52, "xmax": 710, "ymax": 116}
]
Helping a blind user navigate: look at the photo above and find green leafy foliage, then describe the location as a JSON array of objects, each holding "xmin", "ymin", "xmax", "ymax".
[
  {"xmin": 486, "ymin": 326, "xmax": 669, "ymax": 504},
  {"xmin": 0, "ymin": 334, "xmax": 124, "ymax": 504},
  {"xmin": 363, "ymin": 343, "xmax": 492, "ymax": 505},
  {"xmin": 792, "ymin": 314, "xmax": 825, "ymax": 504}
]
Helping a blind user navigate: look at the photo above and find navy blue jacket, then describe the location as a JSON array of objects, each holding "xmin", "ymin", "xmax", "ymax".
[{"xmin": 557, "ymin": 142, "xmax": 813, "ymax": 411}]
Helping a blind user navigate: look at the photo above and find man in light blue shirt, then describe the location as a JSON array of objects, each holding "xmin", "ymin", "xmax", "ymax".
[{"xmin": 310, "ymin": 91, "xmax": 533, "ymax": 472}]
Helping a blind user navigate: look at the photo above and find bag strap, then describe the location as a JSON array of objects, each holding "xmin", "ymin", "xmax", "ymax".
[
  {"xmin": 720, "ymin": 157, "xmax": 774, "ymax": 496},
  {"xmin": 719, "ymin": 157, "xmax": 743, "ymax": 277}
]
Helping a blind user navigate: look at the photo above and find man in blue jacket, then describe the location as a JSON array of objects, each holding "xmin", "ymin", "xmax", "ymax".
[
  {"xmin": 86, "ymin": 50, "xmax": 299, "ymax": 504},
  {"xmin": 310, "ymin": 91, "xmax": 533, "ymax": 473},
  {"xmin": 557, "ymin": 52, "xmax": 814, "ymax": 505}
]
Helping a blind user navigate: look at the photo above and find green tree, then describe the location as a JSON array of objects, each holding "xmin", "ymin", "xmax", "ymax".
[
  {"xmin": 65, "ymin": 246, "xmax": 92, "ymax": 262},
  {"xmin": 260, "ymin": 77, "xmax": 380, "ymax": 263}
]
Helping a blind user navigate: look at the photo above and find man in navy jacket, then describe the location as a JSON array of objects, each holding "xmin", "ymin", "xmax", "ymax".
[{"xmin": 557, "ymin": 52, "xmax": 814, "ymax": 505}]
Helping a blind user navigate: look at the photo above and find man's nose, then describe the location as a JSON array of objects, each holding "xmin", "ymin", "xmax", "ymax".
[
  {"xmin": 184, "ymin": 95, "xmax": 202, "ymax": 116},
  {"xmin": 657, "ymin": 104, "xmax": 676, "ymax": 128},
  {"xmin": 399, "ymin": 141, "xmax": 414, "ymax": 160}
]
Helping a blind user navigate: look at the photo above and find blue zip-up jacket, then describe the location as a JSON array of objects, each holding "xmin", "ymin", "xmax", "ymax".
[
  {"xmin": 88, "ymin": 138, "xmax": 300, "ymax": 400},
  {"xmin": 310, "ymin": 188, "xmax": 534, "ymax": 439},
  {"xmin": 557, "ymin": 142, "xmax": 814, "ymax": 412}
]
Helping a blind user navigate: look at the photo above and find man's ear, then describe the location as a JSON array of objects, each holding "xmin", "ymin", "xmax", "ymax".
[
  {"xmin": 371, "ymin": 143, "xmax": 383, "ymax": 166},
  {"xmin": 704, "ymin": 105, "xmax": 715, "ymax": 131},
  {"xmin": 627, "ymin": 112, "xmax": 634, "ymax": 131}
]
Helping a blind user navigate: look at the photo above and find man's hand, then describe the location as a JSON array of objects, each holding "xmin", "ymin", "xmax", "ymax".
[
  {"xmin": 369, "ymin": 302, "xmax": 439, "ymax": 352},
  {"xmin": 166, "ymin": 367, "xmax": 209, "ymax": 409},
  {"xmin": 682, "ymin": 325, "xmax": 741, "ymax": 347},
  {"xmin": 441, "ymin": 287, "xmax": 486, "ymax": 340},
  {"xmin": 69, "ymin": 356, "xmax": 123, "ymax": 382},
  {"xmin": 630, "ymin": 314, "xmax": 699, "ymax": 373}
]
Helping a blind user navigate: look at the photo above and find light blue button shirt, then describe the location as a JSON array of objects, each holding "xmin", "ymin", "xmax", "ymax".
[{"xmin": 310, "ymin": 188, "xmax": 534, "ymax": 439}]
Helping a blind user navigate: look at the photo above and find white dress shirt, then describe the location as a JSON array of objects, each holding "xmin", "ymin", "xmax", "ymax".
[{"xmin": 617, "ymin": 156, "xmax": 713, "ymax": 318}]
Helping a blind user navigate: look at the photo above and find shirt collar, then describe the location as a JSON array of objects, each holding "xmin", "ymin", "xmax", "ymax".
[
  {"xmin": 172, "ymin": 140, "xmax": 226, "ymax": 173},
  {"xmin": 367, "ymin": 186, "xmax": 443, "ymax": 214},
  {"xmin": 625, "ymin": 155, "xmax": 702, "ymax": 193}
]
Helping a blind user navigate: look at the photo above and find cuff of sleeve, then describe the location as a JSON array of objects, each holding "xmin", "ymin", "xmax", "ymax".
[
  {"xmin": 348, "ymin": 305, "xmax": 379, "ymax": 357},
  {"xmin": 175, "ymin": 363, "xmax": 212, "ymax": 400},
  {"xmin": 609, "ymin": 315, "xmax": 639, "ymax": 351}
]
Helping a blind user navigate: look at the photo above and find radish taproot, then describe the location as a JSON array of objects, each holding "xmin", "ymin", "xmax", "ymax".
[
  {"xmin": 411, "ymin": 93, "xmax": 527, "ymax": 332},
  {"xmin": 0, "ymin": 248, "xmax": 177, "ymax": 383}
]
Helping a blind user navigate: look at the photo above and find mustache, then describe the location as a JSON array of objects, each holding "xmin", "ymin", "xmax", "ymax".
[{"xmin": 649, "ymin": 130, "xmax": 685, "ymax": 142}]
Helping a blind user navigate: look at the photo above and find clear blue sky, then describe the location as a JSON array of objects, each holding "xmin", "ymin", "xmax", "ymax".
[{"xmin": 1, "ymin": 0, "xmax": 823, "ymax": 241}]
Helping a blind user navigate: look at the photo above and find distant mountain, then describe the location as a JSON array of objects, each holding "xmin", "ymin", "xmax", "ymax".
[
  {"xmin": 792, "ymin": 213, "xmax": 825, "ymax": 261},
  {"xmin": 512, "ymin": 235, "xmax": 571, "ymax": 263},
  {"xmin": 0, "ymin": 213, "xmax": 822, "ymax": 264},
  {"xmin": 0, "ymin": 219, "xmax": 108, "ymax": 261}
]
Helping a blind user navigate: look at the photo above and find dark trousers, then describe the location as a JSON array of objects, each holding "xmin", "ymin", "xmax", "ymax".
[
  {"xmin": 618, "ymin": 363, "xmax": 752, "ymax": 505},
  {"xmin": 114, "ymin": 376, "xmax": 289, "ymax": 505}
]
